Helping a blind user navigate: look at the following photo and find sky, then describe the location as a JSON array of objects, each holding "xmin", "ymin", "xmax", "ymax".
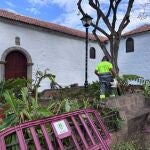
[{"xmin": 0, "ymin": 0, "xmax": 150, "ymax": 34}]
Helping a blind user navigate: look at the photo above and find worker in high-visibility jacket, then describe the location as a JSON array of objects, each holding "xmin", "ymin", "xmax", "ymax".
[{"xmin": 95, "ymin": 56, "xmax": 116, "ymax": 100}]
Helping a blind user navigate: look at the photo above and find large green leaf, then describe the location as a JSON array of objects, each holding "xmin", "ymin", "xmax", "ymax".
[
  {"xmin": 0, "ymin": 113, "xmax": 17, "ymax": 131},
  {"xmin": 3, "ymin": 91, "xmax": 18, "ymax": 115},
  {"xmin": 65, "ymin": 99, "xmax": 71, "ymax": 112}
]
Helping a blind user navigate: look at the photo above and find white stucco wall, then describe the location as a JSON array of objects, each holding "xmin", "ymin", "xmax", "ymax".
[
  {"xmin": 106, "ymin": 32, "xmax": 150, "ymax": 80},
  {"xmin": 0, "ymin": 21, "xmax": 104, "ymax": 90},
  {"xmin": 118, "ymin": 32, "xmax": 150, "ymax": 80}
]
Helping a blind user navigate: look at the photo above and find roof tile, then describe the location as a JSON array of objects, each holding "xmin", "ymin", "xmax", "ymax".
[
  {"xmin": 0, "ymin": 9, "xmax": 149, "ymax": 42},
  {"xmin": 0, "ymin": 9, "xmax": 107, "ymax": 42},
  {"xmin": 123, "ymin": 24, "xmax": 150, "ymax": 36}
]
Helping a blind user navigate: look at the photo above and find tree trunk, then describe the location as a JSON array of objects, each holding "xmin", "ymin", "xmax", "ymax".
[{"xmin": 110, "ymin": 37, "xmax": 120, "ymax": 75}]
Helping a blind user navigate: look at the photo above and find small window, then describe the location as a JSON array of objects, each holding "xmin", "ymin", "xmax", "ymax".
[
  {"xmin": 15, "ymin": 37, "xmax": 20, "ymax": 45},
  {"xmin": 126, "ymin": 37, "xmax": 134, "ymax": 53},
  {"xmin": 90, "ymin": 47, "xmax": 96, "ymax": 59}
]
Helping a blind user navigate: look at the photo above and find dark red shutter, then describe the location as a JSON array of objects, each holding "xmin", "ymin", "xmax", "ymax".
[{"xmin": 5, "ymin": 51, "xmax": 27, "ymax": 80}]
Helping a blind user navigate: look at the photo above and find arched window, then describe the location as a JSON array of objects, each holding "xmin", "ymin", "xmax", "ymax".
[
  {"xmin": 15, "ymin": 37, "xmax": 20, "ymax": 45},
  {"xmin": 126, "ymin": 37, "xmax": 134, "ymax": 53},
  {"xmin": 90, "ymin": 47, "xmax": 96, "ymax": 59}
]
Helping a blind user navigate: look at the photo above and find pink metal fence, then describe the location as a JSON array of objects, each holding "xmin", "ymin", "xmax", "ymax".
[{"xmin": 0, "ymin": 109, "xmax": 111, "ymax": 150}]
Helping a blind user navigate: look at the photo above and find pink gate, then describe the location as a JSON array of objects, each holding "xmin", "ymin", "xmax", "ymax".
[{"xmin": 0, "ymin": 109, "xmax": 111, "ymax": 150}]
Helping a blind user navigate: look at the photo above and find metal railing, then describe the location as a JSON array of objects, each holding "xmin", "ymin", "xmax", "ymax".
[{"xmin": 0, "ymin": 109, "xmax": 111, "ymax": 150}]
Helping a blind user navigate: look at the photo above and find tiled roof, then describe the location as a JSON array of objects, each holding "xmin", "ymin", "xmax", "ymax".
[
  {"xmin": 123, "ymin": 24, "xmax": 150, "ymax": 36},
  {"xmin": 0, "ymin": 9, "xmax": 107, "ymax": 42},
  {"xmin": 0, "ymin": 9, "xmax": 149, "ymax": 42}
]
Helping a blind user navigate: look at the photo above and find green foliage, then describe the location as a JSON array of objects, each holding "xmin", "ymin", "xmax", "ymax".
[
  {"xmin": 0, "ymin": 78, "xmax": 31, "ymax": 127},
  {"xmin": 58, "ymin": 87, "xmax": 84, "ymax": 100},
  {"xmin": 118, "ymin": 74, "xmax": 143, "ymax": 86},
  {"xmin": 99, "ymin": 107, "xmax": 123, "ymax": 131},
  {"xmin": 49, "ymin": 98, "xmax": 92, "ymax": 114},
  {"xmin": 82, "ymin": 98, "xmax": 91, "ymax": 109},
  {"xmin": 88, "ymin": 81, "xmax": 99, "ymax": 99},
  {"xmin": 117, "ymin": 74, "xmax": 143, "ymax": 94},
  {"xmin": 144, "ymin": 81, "xmax": 150, "ymax": 97},
  {"xmin": 33, "ymin": 69, "xmax": 61, "ymax": 91},
  {"xmin": 0, "ymin": 70, "xmax": 122, "ymax": 134},
  {"xmin": 117, "ymin": 74, "xmax": 150, "ymax": 96},
  {"xmin": 111, "ymin": 141, "xmax": 138, "ymax": 150},
  {"xmin": 0, "ymin": 70, "xmax": 122, "ymax": 148},
  {"xmin": 64, "ymin": 98, "xmax": 80, "ymax": 112},
  {"xmin": 144, "ymin": 84, "xmax": 150, "ymax": 97},
  {"xmin": 0, "ymin": 78, "xmax": 29, "ymax": 101},
  {"xmin": 0, "ymin": 87, "xmax": 54, "ymax": 131},
  {"xmin": 0, "ymin": 80, "xmax": 94, "ymax": 131},
  {"xmin": 0, "ymin": 80, "xmax": 5, "ymax": 99}
]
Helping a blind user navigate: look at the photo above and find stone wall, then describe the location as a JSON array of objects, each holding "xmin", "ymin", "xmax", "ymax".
[
  {"xmin": 106, "ymin": 94, "xmax": 150, "ymax": 145},
  {"xmin": 106, "ymin": 93, "xmax": 149, "ymax": 120}
]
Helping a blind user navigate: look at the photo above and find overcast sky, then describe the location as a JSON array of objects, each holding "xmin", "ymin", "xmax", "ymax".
[{"xmin": 0, "ymin": 0, "xmax": 150, "ymax": 33}]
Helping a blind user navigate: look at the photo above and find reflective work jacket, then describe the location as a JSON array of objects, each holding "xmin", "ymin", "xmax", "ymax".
[{"xmin": 95, "ymin": 61, "xmax": 113, "ymax": 74}]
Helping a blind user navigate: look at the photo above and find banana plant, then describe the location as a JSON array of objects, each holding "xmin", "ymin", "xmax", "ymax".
[{"xmin": 0, "ymin": 87, "xmax": 54, "ymax": 131}]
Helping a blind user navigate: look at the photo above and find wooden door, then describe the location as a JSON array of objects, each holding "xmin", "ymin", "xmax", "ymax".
[{"xmin": 5, "ymin": 51, "xmax": 27, "ymax": 80}]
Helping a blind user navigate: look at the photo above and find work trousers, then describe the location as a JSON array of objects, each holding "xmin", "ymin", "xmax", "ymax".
[{"xmin": 98, "ymin": 74, "xmax": 113, "ymax": 97}]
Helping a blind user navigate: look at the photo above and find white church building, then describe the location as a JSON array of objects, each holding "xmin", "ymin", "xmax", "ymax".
[
  {"xmin": 0, "ymin": 9, "xmax": 149, "ymax": 90},
  {"xmin": 118, "ymin": 24, "xmax": 150, "ymax": 80}
]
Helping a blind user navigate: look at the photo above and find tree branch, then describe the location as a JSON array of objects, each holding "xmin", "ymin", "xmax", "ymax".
[
  {"xmin": 77, "ymin": 0, "xmax": 85, "ymax": 16},
  {"xmin": 122, "ymin": 19, "xmax": 130, "ymax": 30},
  {"xmin": 92, "ymin": 29, "xmax": 111, "ymax": 59},
  {"xmin": 91, "ymin": 22, "xmax": 110, "ymax": 37},
  {"xmin": 89, "ymin": 0, "xmax": 112, "ymax": 32},
  {"xmin": 106, "ymin": 1, "xmax": 112, "ymax": 18},
  {"xmin": 118, "ymin": 0, "xmax": 134, "ymax": 34},
  {"xmin": 112, "ymin": 0, "xmax": 121, "ymax": 30}
]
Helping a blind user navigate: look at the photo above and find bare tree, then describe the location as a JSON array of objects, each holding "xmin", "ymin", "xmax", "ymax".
[
  {"xmin": 77, "ymin": 0, "xmax": 134, "ymax": 75},
  {"xmin": 138, "ymin": 2, "xmax": 150, "ymax": 19}
]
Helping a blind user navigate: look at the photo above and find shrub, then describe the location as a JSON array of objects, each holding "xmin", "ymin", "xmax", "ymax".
[{"xmin": 111, "ymin": 141, "xmax": 138, "ymax": 150}]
